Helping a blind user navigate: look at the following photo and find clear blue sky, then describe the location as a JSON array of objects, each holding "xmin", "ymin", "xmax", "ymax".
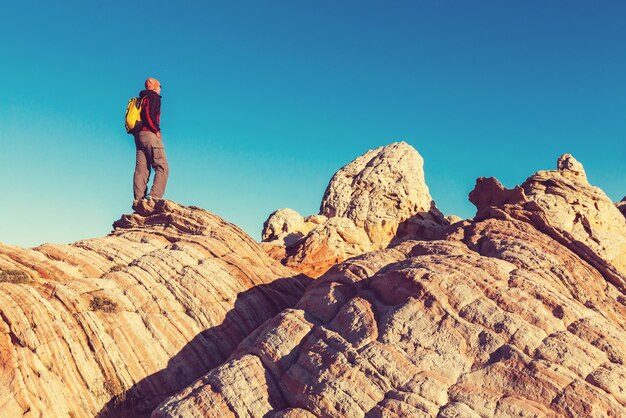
[{"xmin": 1, "ymin": 1, "xmax": 625, "ymax": 247}]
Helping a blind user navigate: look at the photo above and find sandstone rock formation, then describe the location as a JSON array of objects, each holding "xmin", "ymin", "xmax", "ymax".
[
  {"xmin": 154, "ymin": 155, "xmax": 626, "ymax": 417},
  {"xmin": 262, "ymin": 209, "xmax": 326, "ymax": 247},
  {"xmin": 262, "ymin": 142, "xmax": 448, "ymax": 277},
  {"xmin": 261, "ymin": 210, "xmax": 328, "ymax": 263},
  {"xmin": 319, "ymin": 142, "xmax": 438, "ymax": 245},
  {"xmin": 470, "ymin": 154, "xmax": 626, "ymax": 287},
  {"xmin": 2, "ymin": 149, "xmax": 624, "ymax": 418},
  {"xmin": 276, "ymin": 217, "xmax": 374, "ymax": 279},
  {"xmin": 522, "ymin": 154, "xmax": 626, "ymax": 276},
  {"xmin": 0, "ymin": 200, "xmax": 310, "ymax": 417}
]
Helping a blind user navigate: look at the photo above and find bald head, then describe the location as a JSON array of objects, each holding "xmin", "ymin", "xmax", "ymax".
[{"xmin": 145, "ymin": 78, "xmax": 161, "ymax": 94}]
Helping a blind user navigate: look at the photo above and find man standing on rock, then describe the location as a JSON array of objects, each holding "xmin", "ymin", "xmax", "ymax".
[{"xmin": 133, "ymin": 77, "xmax": 169, "ymax": 211}]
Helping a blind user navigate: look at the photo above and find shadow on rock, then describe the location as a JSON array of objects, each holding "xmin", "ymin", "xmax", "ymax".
[
  {"xmin": 389, "ymin": 205, "xmax": 450, "ymax": 247},
  {"xmin": 96, "ymin": 274, "xmax": 312, "ymax": 418}
]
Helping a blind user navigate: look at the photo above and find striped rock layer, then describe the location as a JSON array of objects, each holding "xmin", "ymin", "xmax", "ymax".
[
  {"xmin": 0, "ymin": 200, "xmax": 310, "ymax": 417},
  {"xmin": 155, "ymin": 155, "xmax": 626, "ymax": 418}
]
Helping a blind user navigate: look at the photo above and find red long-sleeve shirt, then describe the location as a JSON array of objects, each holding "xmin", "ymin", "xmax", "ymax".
[{"xmin": 139, "ymin": 89, "xmax": 161, "ymax": 133}]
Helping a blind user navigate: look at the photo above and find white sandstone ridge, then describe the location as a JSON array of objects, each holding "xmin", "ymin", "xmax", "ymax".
[
  {"xmin": 154, "ymin": 154, "xmax": 626, "ymax": 418},
  {"xmin": 261, "ymin": 142, "xmax": 449, "ymax": 277},
  {"xmin": 524, "ymin": 154, "xmax": 626, "ymax": 275},
  {"xmin": 469, "ymin": 153, "xmax": 626, "ymax": 289}
]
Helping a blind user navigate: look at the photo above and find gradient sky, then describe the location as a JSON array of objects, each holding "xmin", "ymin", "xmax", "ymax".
[{"xmin": 1, "ymin": 1, "xmax": 625, "ymax": 247}]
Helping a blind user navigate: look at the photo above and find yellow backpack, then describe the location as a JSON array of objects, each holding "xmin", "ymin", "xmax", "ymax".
[{"xmin": 125, "ymin": 96, "xmax": 144, "ymax": 134}]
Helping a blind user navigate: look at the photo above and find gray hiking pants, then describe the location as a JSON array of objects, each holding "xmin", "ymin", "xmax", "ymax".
[{"xmin": 133, "ymin": 130, "xmax": 169, "ymax": 200}]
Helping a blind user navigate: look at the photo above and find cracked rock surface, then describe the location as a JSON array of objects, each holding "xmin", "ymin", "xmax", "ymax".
[
  {"xmin": 155, "ymin": 155, "xmax": 626, "ymax": 417},
  {"xmin": 0, "ymin": 200, "xmax": 309, "ymax": 417},
  {"xmin": 1, "ymin": 151, "xmax": 624, "ymax": 418},
  {"xmin": 262, "ymin": 142, "xmax": 448, "ymax": 277}
]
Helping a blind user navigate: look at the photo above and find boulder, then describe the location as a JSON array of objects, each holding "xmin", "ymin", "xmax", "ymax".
[
  {"xmin": 261, "ymin": 142, "xmax": 448, "ymax": 277},
  {"xmin": 319, "ymin": 141, "xmax": 442, "ymax": 246}
]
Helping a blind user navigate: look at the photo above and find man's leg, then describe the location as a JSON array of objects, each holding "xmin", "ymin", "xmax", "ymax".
[
  {"xmin": 148, "ymin": 136, "xmax": 169, "ymax": 200},
  {"xmin": 133, "ymin": 137, "xmax": 151, "ymax": 200}
]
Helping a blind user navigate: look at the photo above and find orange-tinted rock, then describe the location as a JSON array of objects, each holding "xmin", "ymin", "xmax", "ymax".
[
  {"xmin": 282, "ymin": 217, "xmax": 375, "ymax": 277},
  {"xmin": 0, "ymin": 201, "xmax": 310, "ymax": 417},
  {"xmin": 521, "ymin": 154, "xmax": 626, "ymax": 277},
  {"xmin": 262, "ymin": 142, "xmax": 448, "ymax": 277},
  {"xmin": 155, "ymin": 156, "xmax": 626, "ymax": 417},
  {"xmin": 3, "ymin": 152, "xmax": 625, "ymax": 418}
]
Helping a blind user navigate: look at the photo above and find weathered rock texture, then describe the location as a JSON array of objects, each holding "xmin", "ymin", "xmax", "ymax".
[
  {"xmin": 523, "ymin": 154, "xmax": 626, "ymax": 275},
  {"xmin": 0, "ymin": 200, "xmax": 310, "ymax": 417},
  {"xmin": 155, "ymin": 155, "xmax": 626, "ymax": 417},
  {"xmin": 262, "ymin": 142, "xmax": 448, "ymax": 277},
  {"xmin": 319, "ymin": 142, "xmax": 437, "ymax": 244},
  {"xmin": 262, "ymin": 209, "xmax": 326, "ymax": 247}
]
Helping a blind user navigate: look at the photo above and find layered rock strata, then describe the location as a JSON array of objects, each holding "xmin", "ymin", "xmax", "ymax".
[
  {"xmin": 155, "ymin": 155, "xmax": 626, "ymax": 417},
  {"xmin": 0, "ymin": 200, "xmax": 310, "ymax": 417},
  {"xmin": 262, "ymin": 142, "xmax": 448, "ymax": 277}
]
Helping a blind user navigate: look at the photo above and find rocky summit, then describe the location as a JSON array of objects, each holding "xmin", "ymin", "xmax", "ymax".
[
  {"xmin": 0, "ymin": 201, "xmax": 309, "ymax": 417},
  {"xmin": 1, "ymin": 144, "xmax": 625, "ymax": 418},
  {"xmin": 262, "ymin": 142, "xmax": 449, "ymax": 277}
]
